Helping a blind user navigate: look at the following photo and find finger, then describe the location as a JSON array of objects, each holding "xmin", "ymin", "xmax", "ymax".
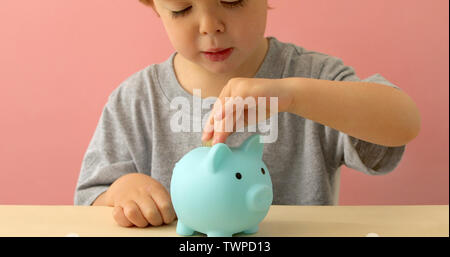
[
  {"xmin": 233, "ymin": 103, "xmax": 261, "ymax": 133},
  {"xmin": 212, "ymin": 115, "xmax": 232, "ymax": 145},
  {"xmin": 236, "ymin": 108, "xmax": 250, "ymax": 132},
  {"xmin": 212, "ymin": 92, "xmax": 258, "ymax": 143},
  {"xmin": 213, "ymin": 97, "xmax": 251, "ymax": 144},
  {"xmin": 206, "ymin": 82, "xmax": 235, "ymax": 144},
  {"xmin": 112, "ymin": 206, "xmax": 134, "ymax": 227},
  {"xmin": 213, "ymin": 131, "xmax": 232, "ymax": 145},
  {"xmin": 201, "ymin": 98, "xmax": 224, "ymax": 142},
  {"xmin": 222, "ymin": 98, "xmax": 236, "ymax": 134},
  {"xmin": 211, "ymin": 83, "xmax": 232, "ymax": 123},
  {"xmin": 135, "ymin": 195, "xmax": 164, "ymax": 226},
  {"xmin": 230, "ymin": 98, "xmax": 249, "ymax": 132},
  {"xmin": 214, "ymin": 97, "xmax": 234, "ymax": 121},
  {"xmin": 201, "ymin": 113, "xmax": 215, "ymax": 142},
  {"xmin": 122, "ymin": 200, "xmax": 149, "ymax": 228},
  {"xmin": 148, "ymin": 185, "xmax": 177, "ymax": 225},
  {"xmin": 219, "ymin": 95, "xmax": 256, "ymax": 122},
  {"xmin": 247, "ymin": 105, "xmax": 260, "ymax": 127}
]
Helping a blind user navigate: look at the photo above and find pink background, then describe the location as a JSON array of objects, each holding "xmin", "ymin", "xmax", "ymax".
[{"xmin": 0, "ymin": 0, "xmax": 448, "ymax": 205}]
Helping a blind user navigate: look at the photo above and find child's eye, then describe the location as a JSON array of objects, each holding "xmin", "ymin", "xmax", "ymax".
[
  {"xmin": 171, "ymin": 0, "xmax": 246, "ymax": 19},
  {"xmin": 222, "ymin": 0, "xmax": 246, "ymax": 8},
  {"xmin": 171, "ymin": 6, "xmax": 192, "ymax": 18}
]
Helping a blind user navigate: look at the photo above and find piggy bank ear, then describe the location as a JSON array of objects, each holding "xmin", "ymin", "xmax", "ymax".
[
  {"xmin": 240, "ymin": 134, "xmax": 264, "ymax": 159},
  {"xmin": 205, "ymin": 143, "xmax": 232, "ymax": 173}
]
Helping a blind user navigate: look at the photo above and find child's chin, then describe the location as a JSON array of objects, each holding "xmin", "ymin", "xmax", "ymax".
[{"xmin": 202, "ymin": 62, "xmax": 238, "ymax": 75}]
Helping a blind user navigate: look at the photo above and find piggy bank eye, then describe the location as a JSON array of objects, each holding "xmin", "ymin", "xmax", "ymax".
[
  {"xmin": 261, "ymin": 168, "xmax": 266, "ymax": 175},
  {"xmin": 235, "ymin": 172, "xmax": 242, "ymax": 180}
]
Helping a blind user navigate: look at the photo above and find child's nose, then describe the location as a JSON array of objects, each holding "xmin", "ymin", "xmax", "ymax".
[{"xmin": 199, "ymin": 13, "xmax": 225, "ymax": 35}]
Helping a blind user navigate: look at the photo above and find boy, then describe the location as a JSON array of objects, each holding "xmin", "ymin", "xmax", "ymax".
[{"xmin": 74, "ymin": 0, "xmax": 421, "ymax": 228}]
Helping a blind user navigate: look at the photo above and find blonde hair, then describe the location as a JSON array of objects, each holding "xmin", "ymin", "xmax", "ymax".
[
  {"xmin": 139, "ymin": 0, "xmax": 152, "ymax": 6},
  {"xmin": 138, "ymin": 0, "xmax": 274, "ymax": 9}
]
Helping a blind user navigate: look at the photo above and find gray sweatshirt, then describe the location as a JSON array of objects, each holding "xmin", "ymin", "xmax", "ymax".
[{"xmin": 74, "ymin": 36, "xmax": 406, "ymax": 206}]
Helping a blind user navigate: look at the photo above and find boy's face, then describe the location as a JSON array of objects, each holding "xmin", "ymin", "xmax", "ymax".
[{"xmin": 151, "ymin": 0, "xmax": 268, "ymax": 74}]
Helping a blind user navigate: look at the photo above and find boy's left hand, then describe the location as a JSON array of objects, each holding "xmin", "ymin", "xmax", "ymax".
[{"xmin": 201, "ymin": 77, "xmax": 294, "ymax": 145}]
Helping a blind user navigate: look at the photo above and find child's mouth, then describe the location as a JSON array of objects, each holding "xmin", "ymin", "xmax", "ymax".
[{"xmin": 202, "ymin": 48, "xmax": 234, "ymax": 62}]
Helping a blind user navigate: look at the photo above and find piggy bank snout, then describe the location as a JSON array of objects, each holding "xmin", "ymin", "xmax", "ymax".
[{"xmin": 247, "ymin": 184, "xmax": 273, "ymax": 212}]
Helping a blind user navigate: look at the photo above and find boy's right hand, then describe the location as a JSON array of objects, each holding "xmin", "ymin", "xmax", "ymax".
[{"xmin": 97, "ymin": 173, "xmax": 177, "ymax": 228}]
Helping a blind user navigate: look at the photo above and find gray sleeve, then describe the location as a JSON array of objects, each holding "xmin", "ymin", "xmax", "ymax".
[
  {"xmin": 320, "ymin": 56, "xmax": 406, "ymax": 175},
  {"xmin": 74, "ymin": 90, "xmax": 138, "ymax": 206}
]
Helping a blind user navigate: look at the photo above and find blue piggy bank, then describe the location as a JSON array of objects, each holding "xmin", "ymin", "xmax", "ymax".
[{"xmin": 170, "ymin": 134, "xmax": 273, "ymax": 237}]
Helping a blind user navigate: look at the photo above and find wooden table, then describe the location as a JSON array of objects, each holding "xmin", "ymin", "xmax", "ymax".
[{"xmin": 0, "ymin": 205, "xmax": 447, "ymax": 237}]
